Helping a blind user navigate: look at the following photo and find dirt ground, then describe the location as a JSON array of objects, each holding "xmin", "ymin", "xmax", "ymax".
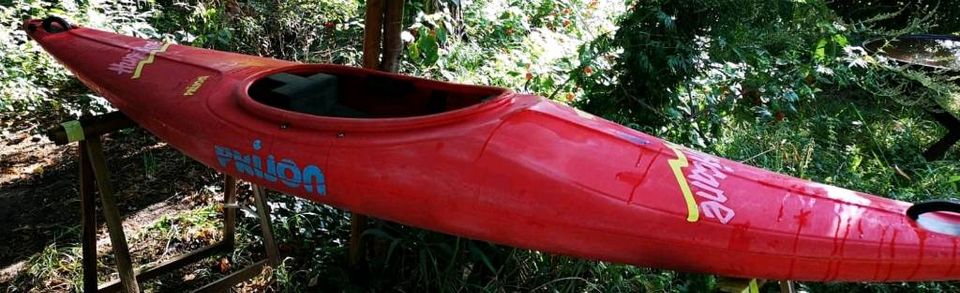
[{"xmin": 0, "ymin": 115, "xmax": 261, "ymax": 291}]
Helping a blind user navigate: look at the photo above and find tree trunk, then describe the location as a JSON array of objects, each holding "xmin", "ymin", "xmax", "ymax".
[
  {"xmin": 380, "ymin": 0, "xmax": 405, "ymax": 72},
  {"xmin": 362, "ymin": 0, "xmax": 384, "ymax": 69}
]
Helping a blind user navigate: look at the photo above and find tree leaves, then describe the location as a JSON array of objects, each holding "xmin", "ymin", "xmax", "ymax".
[{"xmin": 408, "ymin": 27, "xmax": 441, "ymax": 66}]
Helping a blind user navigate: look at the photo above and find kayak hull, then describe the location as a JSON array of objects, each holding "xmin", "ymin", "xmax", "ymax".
[{"xmin": 25, "ymin": 19, "xmax": 960, "ymax": 282}]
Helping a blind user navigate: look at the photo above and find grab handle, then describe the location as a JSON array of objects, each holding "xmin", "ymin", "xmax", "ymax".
[{"xmin": 907, "ymin": 199, "xmax": 960, "ymax": 221}]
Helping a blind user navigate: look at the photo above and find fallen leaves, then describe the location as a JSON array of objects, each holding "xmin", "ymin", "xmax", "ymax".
[{"xmin": 218, "ymin": 257, "xmax": 231, "ymax": 273}]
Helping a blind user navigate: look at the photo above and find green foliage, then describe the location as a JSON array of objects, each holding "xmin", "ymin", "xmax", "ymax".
[
  {"xmin": 407, "ymin": 26, "xmax": 442, "ymax": 66},
  {"xmin": 570, "ymin": 0, "xmax": 958, "ymax": 152},
  {"xmin": 843, "ymin": 48, "xmax": 960, "ymax": 117},
  {"xmin": 574, "ymin": 0, "xmax": 848, "ymax": 146},
  {"xmin": 0, "ymin": 1, "xmax": 71, "ymax": 113},
  {"xmin": 17, "ymin": 243, "xmax": 83, "ymax": 290},
  {"xmin": 402, "ymin": 0, "xmax": 623, "ymax": 100},
  {"xmin": 0, "ymin": 0, "xmax": 158, "ymax": 122},
  {"xmin": 149, "ymin": 0, "xmax": 362, "ymax": 61}
]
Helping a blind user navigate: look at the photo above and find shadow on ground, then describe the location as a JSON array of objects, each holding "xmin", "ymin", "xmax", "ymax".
[{"xmin": 0, "ymin": 127, "xmax": 223, "ymax": 288}]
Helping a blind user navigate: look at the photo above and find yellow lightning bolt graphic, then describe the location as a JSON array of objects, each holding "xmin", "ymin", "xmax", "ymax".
[
  {"xmin": 131, "ymin": 43, "xmax": 171, "ymax": 79},
  {"xmin": 665, "ymin": 143, "xmax": 700, "ymax": 222}
]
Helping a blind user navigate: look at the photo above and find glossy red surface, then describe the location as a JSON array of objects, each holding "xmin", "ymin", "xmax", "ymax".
[{"xmin": 25, "ymin": 19, "xmax": 960, "ymax": 281}]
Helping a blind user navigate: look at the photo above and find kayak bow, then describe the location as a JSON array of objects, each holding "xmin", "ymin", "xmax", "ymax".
[{"xmin": 24, "ymin": 17, "xmax": 960, "ymax": 282}]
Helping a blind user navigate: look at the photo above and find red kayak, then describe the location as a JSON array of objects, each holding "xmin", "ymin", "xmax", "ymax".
[{"xmin": 25, "ymin": 17, "xmax": 960, "ymax": 282}]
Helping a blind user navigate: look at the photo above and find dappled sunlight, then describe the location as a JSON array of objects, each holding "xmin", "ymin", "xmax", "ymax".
[
  {"xmin": 811, "ymin": 182, "xmax": 872, "ymax": 241},
  {"xmin": 808, "ymin": 182, "xmax": 873, "ymax": 206},
  {"xmin": 940, "ymin": 92, "xmax": 960, "ymax": 114},
  {"xmin": 0, "ymin": 138, "xmax": 62, "ymax": 186},
  {"xmin": 916, "ymin": 212, "xmax": 960, "ymax": 236},
  {"xmin": 0, "ymin": 124, "xmax": 225, "ymax": 290},
  {"xmin": 0, "ymin": 197, "xmax": 265, "ymax": 291},
  {"xmin": 0, "ymin": 260, "xmax": 26, "ymax": 284}
]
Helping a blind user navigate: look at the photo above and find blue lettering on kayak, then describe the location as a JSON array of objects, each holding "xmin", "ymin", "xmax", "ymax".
[{"xmin": 215, "ymin": 141, "xmax": 326, "ymax": 196}]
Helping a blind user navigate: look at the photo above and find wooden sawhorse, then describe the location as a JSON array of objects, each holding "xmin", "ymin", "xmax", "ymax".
[{"xmin": 47, "ymin": 112, "xmax": 281, "ymax": 292}]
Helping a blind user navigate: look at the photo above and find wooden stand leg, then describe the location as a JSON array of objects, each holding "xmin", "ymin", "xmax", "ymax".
[
  {"xmin": 193, "ymin": 184, "xmax": 280, "ymax": 292},
  {"xmin": 101, "ymin": 177, "xmax": 270, "ymax": 293},
  {"xmin": 349, "ymin": 214, "xmax": 367, "ymax": 269},
  {"xmin": 79, "ymin": 143, "xmax": 99, "ymax": 293},
  {"xmin": 252, "ymin": 185, "xmax": 280, "ymax": 266},
  {"xmin": 223, "ymin": 176, "xmax": 238, "ymax": 250},
  {"xmin": 84, "ymin": 137, "xmax": 140, "ymax": 293},
  {"xmin": 779, "ymin": 280, "xmax": 797, "ymax": 293}
]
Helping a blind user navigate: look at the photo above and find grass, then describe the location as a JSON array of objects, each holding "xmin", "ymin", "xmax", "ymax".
[{"xmin": 19, "ymin": 242, "xmax": 83, "ymax": 291}]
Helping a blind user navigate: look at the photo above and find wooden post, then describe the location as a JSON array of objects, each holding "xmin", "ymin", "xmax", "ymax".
[
  {"xmin": 352, "ymin": 0, "xmax": 405, "ymax": 270},
  {"xmin": 348, "ymin": 213, "xmax": 366, "ymax": 268},
  {"xmin": 84, "ymin": 137, "xmax": 140, "ymax": 293},
  {"xmin": 352, "ymin": 0, "xmax": 391, "ymax": 270},
  {"xmin": 79, "ymin": 143, "xmax": 99, "ymax": 293},
  {"xmin": 380, "ymin": 0, "xmax": 405, "ymax": 72},
  {"xmin": 362, "ymin": 0, "xmax": 384, "ymax": 69}
]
